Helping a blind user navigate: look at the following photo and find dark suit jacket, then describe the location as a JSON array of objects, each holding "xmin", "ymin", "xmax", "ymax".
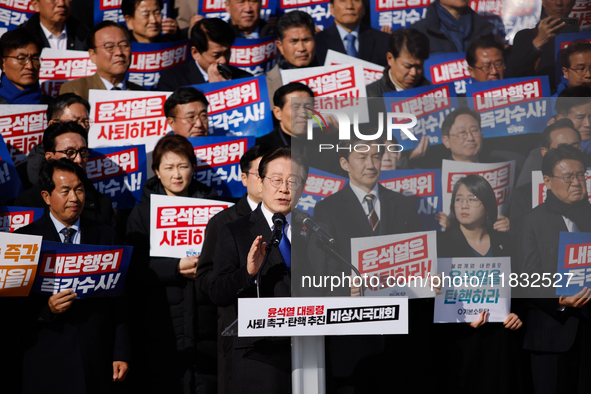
[
  {"xmin": 59, "ymin": 72, "xmax": 146, "ymax": 101},
  {"xmin": 437, "ymin": 225, "xmax": 512, "ymax": 258},
  {"xmin": 20, "ymin": 13, "xmax": 89, "ymax": 51},
  {"xmin": 16, "ymin": 213, "xmax": 130, "ymax": 394},
  {"xmin": 506, "ymin": 28, "xmax": 557, "ymax": 90},
  {"xmin": 157, "ymin": 59, "xmax": 253, "ymax": 91},
  {"xmin": 230, "ymin": 20, "xmax": 277, "ymax": 38},
  {"xmin": 315, "ymin": 23, "xmax": 390, "ymax": 68}
]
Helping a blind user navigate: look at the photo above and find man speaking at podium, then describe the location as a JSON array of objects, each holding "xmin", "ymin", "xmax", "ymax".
[{"xmin": 210, "ymin": 146, "xmax": 309, "ymax": 393}]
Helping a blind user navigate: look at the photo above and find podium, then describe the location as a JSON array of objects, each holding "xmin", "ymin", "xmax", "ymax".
[{"xmin": 237, "ymin": 297, "xmax": 409, "ymax": 393}]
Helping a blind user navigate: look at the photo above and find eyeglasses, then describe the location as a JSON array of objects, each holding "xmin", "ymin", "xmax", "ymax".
[
  {"xmin": 52, "ymin": 148, "xmax": 91, "ymax": 160},
  {"xmin": 3, "ymin": 55, "xmax": 41, "ymax": 66},
  {"xmin": 569, "ymin": 66, "xmax": 591, "ymax": 77},
  {"xmin": 473, "ymin": 60, "xmax": 505, "ymax": 73},
  {"xmin": 94, "ymin": 41, "xmax": 131, "ymax": 53},
  {"xmin": 171, "ymin": 114, "xmax": 208, "ymax": 125},
  {"xmin": 68, "ymin": 118, "xmax": 93, "ymax": 128},
  {"xmin": 263, "ymin": 176, "xmax": 301, "ymax": 190},
  {"xmin": 551, "ymin": 172, "xmax": 587, "ymax": 183},
  {"xmin": 448, "ymin": 129, "xmax": 482, "ymax": 140},
  {"xmin": 454, "ymin": 196, "xmax": 482, "ymax": 207}
]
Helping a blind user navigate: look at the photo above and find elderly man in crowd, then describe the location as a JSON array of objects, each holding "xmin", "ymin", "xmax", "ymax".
[
  {"xmin": 226, "ymin": 0, "xmax": 276, "ymax": 38},
  {"xmin": 466, "ymin": 38, "xmax": 506, "ymax": 82}
]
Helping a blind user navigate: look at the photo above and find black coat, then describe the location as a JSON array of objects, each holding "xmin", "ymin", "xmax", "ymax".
[
  {"xmin": 437, "ymin": 225, "xmax": 512, "ymax": 258},
  {"xmin": 366, "ymin": 68, "xmax": 432, "ymax": 97},
  {"xmin": 315, "ymin": 23, "xmax": 391, "ymax": 68},
  {"xmin": 158, "ymin": 59, "xmax": 253, "ymax": 91},
  {"xmin": 20, "ymin": 13, "xmax": 89, "ymax": 51},
  {"xmin": 16, "ymin": 213, "xmax": 130, "ymax": 394},
  {"xmin": 230, "ymin": 19, "xmax": 277, "ymax": 38},
  {"xmin": 506, "ymin": 28, "xmax": 557, "ymax": 90}
]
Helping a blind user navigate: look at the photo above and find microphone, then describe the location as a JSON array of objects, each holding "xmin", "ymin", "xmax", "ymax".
[
  {"xmin": 294, "ymin": 211, "xmax": 336, "ymax": 246},
  {"xmin": 271, "ymin": 213, "xmax": 286, "ymax": 246}
]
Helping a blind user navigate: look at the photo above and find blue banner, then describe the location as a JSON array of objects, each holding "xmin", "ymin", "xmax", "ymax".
[
  {"xmin": 423, "ymin": 52, "xmax": 472, "ymax": 96},
  {"xmin": 466, "ymin": 76, "xmax": 552, "ymax": 138},
  {"xmin": 298, "ymin": 167, "xmax": 348, "ymax": 218},
  {"xmin": 555, "ymin": 232, "xmax": 591, "ymax": 296},
  {"xmin": 0, "ymin": 1, "xmax": 34, "ymax": 33},
  {"xmin": 129, "ymin": 40, "xmax": 191, "ymax": 89},
  {"xmin": 192, "ymin": 75, "xmax": 273, "ymax": 137},
  {"xmin": 278, "ymin": 0, "xmax": 333, "ymax": 30},
  {"xmin": 87, "ymin": 144, "xmax": 147, "ymax": 210},
  {"xmin": 370, "ymin": 0, "xmax": 430, "ymax": 32},
  {"xmin": 0, "ymin": 134, "xmax": 23, "ymax": 201},
  {"xmin": 0, "ymin": 206, "xmax": 44, "ymax": 233},
  {"xmin": 379, "ymin": 169, "xmax": 442, "ymax": 231},
  {"xmin": 198, "ymin": 0, "xmax": 277, "ymax": 22},
  {"xmin": 554, "ymin": 32, "xmax": 591, "ymax": 92},
  {"xmin": 383, "ymin": 82, "xmax": 459, "ymax": 150},
  {"xmin": 230, "ymin": 36, "xmax": 279, "ymax": 76},
  {"xmin": 32, "ymin": 241, "xmax": 133, "ymax": 299},
  {"xmin": 188, "ymin": 135, "xmax": 255, "ymax": 198},
  {"xmin": 94, "ymin": 0, "xmax": 170, "ymax": 24}
]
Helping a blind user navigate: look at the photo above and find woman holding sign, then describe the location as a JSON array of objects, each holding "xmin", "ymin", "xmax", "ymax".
[
  {"xmin": 126, "ymin": 134, "xmax": 218, "ymax": 393},
  {"xmin": 436, "ymin": 174, "xmax": 527, "ymax": 393}
]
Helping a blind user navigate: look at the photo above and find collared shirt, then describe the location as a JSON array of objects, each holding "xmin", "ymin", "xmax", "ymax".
[
  {"xmin": 563, "ymin": 216, "xmax": 580, "ymax": 233},
  {"xmin": 243, "ymin": 26, "xmax": 260, "ymax": 39},
  {"xmin": 335, "ymin": 24, "xmax": 360, "ymax": 54},
  {"xmin": 349, "ymin": 182, "xmax": 381, "ymax": 218},
  {"xmin": 388, "ymin": 70, "xmax": 405, "ymax": 92},
  {"xmin": 100, "ymin": 76, "xmax": 127, "ymax": 91},
  {"xmin": 49, "ymin": 212, "xmax": 81, "ymax": 244},
  {"xmin": 261, "ymin": 203, "xmax": 291, "ymax": 242},
  {"xmin": 195, "ymin": 61, "xmax": 209, "ymax": 82},
  {"xmin": 40, "ymin": 23, "xmax": 68, "ymax": 50},
  {"xmin": 247, "ymin": 196, "xmax": 259, "ymax": 212}
]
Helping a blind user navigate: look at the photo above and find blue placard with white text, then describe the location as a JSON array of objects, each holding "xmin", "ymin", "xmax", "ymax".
[
  {"xmin": 298, "ymin": 167, "xmax": 348, "ymax": 218},
  {"xmin": 198, "ymin": 0, "xmax": 277, "ymax": 22},
  {"xmin": 0, "ymin": 1, "xmax": 34, "ymax": 33},
  {"xmin": 129, "ymin": 40, "xmax": 191, "ymax": 89},
  {"xmin": 278, "ymin": 0, "xmax": 333, "ymax": 30},
  {"xmin": 555, "ymin": 232, "xmax": 591, "ymax": 296},
  {"xmin": 0, "ymin": 134, "xmax": 23, "ymax": 201},
  {"xmin": 370, "ymin": 0, "xmax": 431, "ymax": 32},
  {"xmin": 0, "ymin": 206, "xmax": 44, "ymax": 233},
  {"xmin": 94, "ymin": 0, "xmax": 170, "ymax": 24},
  {"xmin": 230, "ymin": 36, "xmax": 279, "ymax": 77},
  {"xmin": 423, "ymin": 52, "xmax": 472, "ymax": 96}
]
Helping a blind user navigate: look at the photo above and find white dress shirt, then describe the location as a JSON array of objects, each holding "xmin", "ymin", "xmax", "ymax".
[
  {"xmin": 349, "ymin": 182, "xmax": 381, "ymax": 218},
  {"xmin": 40, "ymin": 23, "xmax": 67, "ymax": 50},
  {"xmin": 261, "ymin": 203, "xmax": 291, "ymax": 242}
]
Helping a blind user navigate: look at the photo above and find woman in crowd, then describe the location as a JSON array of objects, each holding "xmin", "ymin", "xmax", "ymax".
[{"xmin": 126, "ymin": 134, "xmax": 218, "ymax": 393}]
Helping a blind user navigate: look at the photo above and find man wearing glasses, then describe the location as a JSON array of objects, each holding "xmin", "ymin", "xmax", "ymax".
[
  {"xmin": 15, "ymin": 122, "xmax": 115, "ymax": 227},
  {"xmin": 164, "ymin": 87, "xmax": 210, "ymax": 137},
  {"xmin": 466, "ymin": 38, "xmax": 506, "ymax": 82},
  {"xmin": 557, "ymin": 41, "xmax": 591, "ymax": 95},
  {"xmin": 60, "ymin": 20, "xmax": 146, "ymax": 101},
  {"xmin": 0, "ymin": 29, "xmax": 51, "ymax": 104}
]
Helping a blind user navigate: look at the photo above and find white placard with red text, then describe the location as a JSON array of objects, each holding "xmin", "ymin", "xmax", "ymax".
[
  {"xmin": 324, "ymin": 50, "xmax": 384, "ymax": 86},
  {"xmin": 0, "ymin": 232, "xmax": 42, "ymax": 297},
  {"xmin": 150, "ymin": 194, "xmax": 234, "ymax": 258},
  {"xmin": 442, "ymin": 160, "xmax": 515, "ymax": 216},
  {"xmin": 39, "ymin": 48, "xmax": 96, "ymax": 97},
  {"xmin": 351, "ymin": 231, "xmax": 437, "ymax": 299},
  {"xmin": 531, "ymin": 169, "xmax": 591, "ymax": 208},
  {"xmin": 0, "ymin": 104, "xmax": 47, "ymax": 164}
]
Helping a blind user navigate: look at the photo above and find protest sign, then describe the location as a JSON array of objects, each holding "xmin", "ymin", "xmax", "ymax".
[
  {"xmin": 423, "ymin": 52, "xmax": 472, "ymax": 96},
  {"xmin": 150, "ymin": 194, "xmax": 234, "ymax": 258},
  {"xmin": 434, "ymin": 257, "xmax": 511, "ymax": 323},
  {"xmin": 0, "ymin": 134, "xmax": 23, "ymax": 201},
  {"xmin": 297, "ymin": 167, "xmax": 347, "ymax": 217},
  {"xmin": 369, "ymin": 0, "xmax": 431, "ymax": 32},
  {"xmin": 0, "ymin": 0, "xmax": 34, "ymax": 36},
  {"xmin": 0, "ymin": 232, "xmax": 42, "ymax": 297},
  {"xmin": 230, "ymin": 36, "xmax": 279, "ymax": 76},
  {"xmin": 0, "ymin": 206, "xmax": 44, "ymax": 233},
  {"xmin": 129, "ymin": 40, "xmax": 191, "ymax": 89},
  {"xmin": 555, "ymin": 232, "xmax": 591, "ymax": 295},
  {"xmin": 198, "ymin": 0, "xmax": 277, "ymax": 22},
  {"xmin": 554, "ymin": 32, "xmax": 591, "ymax": 91},
  {"xmin": 0, "ymin": 104, "xmax": 47, "ymax": 164},
  {"xmin": 469, "ymin": 0, "xmax": 542, "ymax": 44},
  {"xmin": 39, "ymin": 49, "xmax": 96, "ymax": 97},
  {"xmin": 531, "ymin": 169, "xmax": 591, "ymax": 208},
  {"xmin": 278, "ymin": 0, "xmax": 332, "ymax": 30},
  {"xmin": 324, "ymin": 50, "xmax": 384, "ymax": 85},
  {"xmin": 94, "ymin": 0, "xmax": 170, "ymax": 24},
  {"xmin": 570, "ymin": 0, "xmax": 591, "ymax": 31}
]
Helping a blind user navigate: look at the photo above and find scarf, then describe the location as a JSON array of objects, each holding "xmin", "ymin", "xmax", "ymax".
[
  {"xmin": 435, "ymin": 0, "xmax": 473, "ymax": 52},
  {"xmin": 0, "ymin": 73, "xmax": 44, "ymax": 104},
  {"xmin": 545, "ymin": 189, "xmax": 591, "ymax": 232}
]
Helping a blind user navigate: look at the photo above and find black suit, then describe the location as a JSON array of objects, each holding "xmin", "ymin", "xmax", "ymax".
[
  {"xmin": 314, "ymin": 23, "xmax": 390, "ymax": 68},
  {"xmin": 158, "ymin": 60, "xmax": 253, "ymax": 91},
  {"xmin": 16, "ymin": 213, "xmax": 130, "ymax": 394},
  {"xmin": 20, "ymin": 13, "xmax": 89, "ymax": 51}
]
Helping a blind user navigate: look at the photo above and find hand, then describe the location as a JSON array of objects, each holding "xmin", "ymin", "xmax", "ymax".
[
  {"xmin": 493, "ymin": 215, "xmax": 510, "ymax": 233},
  {"xmin": 161, "ymin": 18, "xmax": 178, "ymax": 35},
  {"xmin": 434, "ymin": 212, "xmax": 449, "ymax": 231},
  {"xmin": 48, "ymin": 289, "xmax": 77, "ymax": 314},
  {"xmin": 533, "ymin": 17, "xmax": 566, "ymax": 50},
  {"xmin": 112, "ymin": 361, "xmax": 129, "ymax": 382},
  {"xmin": 409, "ymin": 135, "xmax": 429, "ymax": 161},
  {"xmin": 430, "ymin": 274, "xmax": 442, "ymax": 295},
  {"xmin": 470, "ymin": 310, "xmax": 488, "ymax": 328},
  {"xmin": 189, "ymin": 15, "xmax": 204, "ymax": 30},
  {"xmin": 207, "ymin": 62, "xmax": 228, "ymax": 83},
  {"xmin": 503, "ymin": 313, "xmax": 522, "ymax": 330},
  {"xmin": 559, "ymin": 287, "xmax": 591, "ymax": 308},
  {"xmin": 247, "ymin": 235, "xmax": 267, "ymax": 278},
  {"xmin": 178, "ymin": 255, "xmax": 198, "ymax": 280},
  {"xmin": 351, "ymin": 276, "xmax": 361, "ymax": 297}
]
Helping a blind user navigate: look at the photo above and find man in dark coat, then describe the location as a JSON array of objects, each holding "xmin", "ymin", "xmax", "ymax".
[{"xmin": 16, "ymin": 158, "xmax": 130, "ymax": 394}]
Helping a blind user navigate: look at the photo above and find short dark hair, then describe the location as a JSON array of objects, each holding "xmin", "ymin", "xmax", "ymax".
[
  {"xmin": 388, "ymin": 28, "xmax": 429, "ymax": 61},
  {"xmin": 240, "ymin": 144, "xmax": 273, "ymax": 173},
  {"xmin": 191, "ymin": 18, "xmax": 235, "ymax": 53},
  {"xmin": 258, "ymin": 146, "xmax": 309, "ymax": 184},
  {"xmin": 448, "ymin": 174, "xmax": 498, "ymax": 230},
  {"xmin": 466, "ymin": 38, "xmax": 505, "ymax": 67},
  {"xmin": 87, "ymin": 21, "xmax": 131, "ymax": 49},
  {"xmin": 541, "ymin": 118, "xmax": 580, "ymax": 149},
  {"xmin": 555, "ymin": 85, "xmax": 591, "ymax": 116},
  {"xmin": 47, "ymin": 94, "xmax": 91, "ymax": 121},
  {"xmin": 542, "ymin": 144, "xmax": 587, "ymax": 177},
  {"xmin": 0, "ymin": 28, "xmax": 42, "ymax": 56},
  {"xmin": 561, "ymin": 41, "xmax": 591, "ymax": 69},
  {"xmin": 121, "ymin": 0, "xmax": 163, "ymax": 17},
  {"xmin": 152, "ymin": 134, "xmax": 197, "ymax": 172},
  {"xmin": 43, "ymin": 122, "xmax": 88, "ymax": 153},
  {"xmin": 164, "ymin": 87, "xmax": 209, "ymax": 118},
  {"xmin": 337, "ymin": 133, "xmax": 386, "ymax": 162},
  {"xmin": 277, "ymin": 11, "xmax": 315, "ymax": 41},
  {"xmin": 39, "ymin": 158, "xmax": 88, "ymax": 195},
  {"xmin": 441, "ymin": 107, "xmax": 481, "ymax": 136},
  {"xmin": 273, "ymin": 82, "xmax": 314, "ymax": 109}
]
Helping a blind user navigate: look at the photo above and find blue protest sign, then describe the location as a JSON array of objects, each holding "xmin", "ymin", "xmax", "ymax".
[
  {"xmin": 278, "ymin": 0, "xmax": 333, "ymax": 30},
  {"xmin": 555, "ymin": 232, "xmax": 591, "ymax": 296},
  {"xmin": 383, "ymin": 82, "xmax": 459, "ymax": 150},
  {"xmin": 379, "ymin": 169, "xmax": 442, "ymax": 231},
  {"xmin": 0, "ymin": 206, "xmax": 44, "ymax": 233},
  {"xmin": 192, "ymin": 75, "xmax": 273, "ymax": 137},
  {"xmin": 423, "ymin": 52, "xmax": 472, "ymax": 96},
  {"xmin": 129, "ymin": 40, "xmax": 191, "ymax": 89},
  {"xmin": 298, "ymin": 167, "xmax": 348, "ymax": 218},
  {"xmin": 188, "ymin": 136, "xmax": 255, "ymax": 198},
  {"xmin": 198, "ymin": 0, "xmax": 277, "ymax": 21},
  {"xmin": 370, "ymin": 0, "xmax": 430, "ymax": 32},
  {"xmin": 466, "ymin": 76, "xmax": 552, "ymax": 138},
  {"xmin": 94, "ymin": 0, "xmax": 170, "ymax": 24},
  {"xmin": 32, "ymin": 241, "xmax": 133, "ymax": 298},
  {"xmin": 230, "ymin": 36, "xmax": 279, "ymax": 76},
  {"xmin": 554, "ymin": 32, "xmax": 591, "ymax": 92},
  {"xmin": 0, "ymin": 134, "xmax": 23, "ymax": 201},
  {"xmin": 87, "ymin": 144, "xmax": 147, "ymax": 210},
  {"xmin": 0, "ymin": 1, "xmax": 34, "ymax": 33}
]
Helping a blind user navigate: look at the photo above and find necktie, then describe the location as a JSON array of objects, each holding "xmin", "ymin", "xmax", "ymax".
[
  {"xmin": 364, "ymin": 194, "xmax": 379, "ymax": 232},
  {"xmin": 345, "ymin": 34, "xmax": 358, "ymax": 57},
  {"xmin": 111, "ymin": 86, "xmax": 121, "ymax": 90},
  {"xmin": 60, "ymin": 227, "xmax": 77, "ymax": 243},
  {"xmin": 278, "ymin": 223, "xmax": 291, "ymax": 268}
]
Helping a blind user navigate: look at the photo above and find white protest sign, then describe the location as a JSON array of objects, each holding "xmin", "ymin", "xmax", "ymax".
[
  {"xmin": 324, "ymin": 50, "xmax": 384, "ymax": 85},
  {"xmin": 0, "ymin": 105, "xmax": 48, "ymax": 164},
  {"xmin": 39, "ymin": 48, "xmax": 96, "ymax": 97},
  {"xmin": 0, "ymin": 232, "xmax": 42, "ymax": 297}
]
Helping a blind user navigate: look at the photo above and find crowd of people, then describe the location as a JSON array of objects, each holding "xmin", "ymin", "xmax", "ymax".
[{"xmin": 0, "ymin": 0, "xmax": 591, "ymax": 393}]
